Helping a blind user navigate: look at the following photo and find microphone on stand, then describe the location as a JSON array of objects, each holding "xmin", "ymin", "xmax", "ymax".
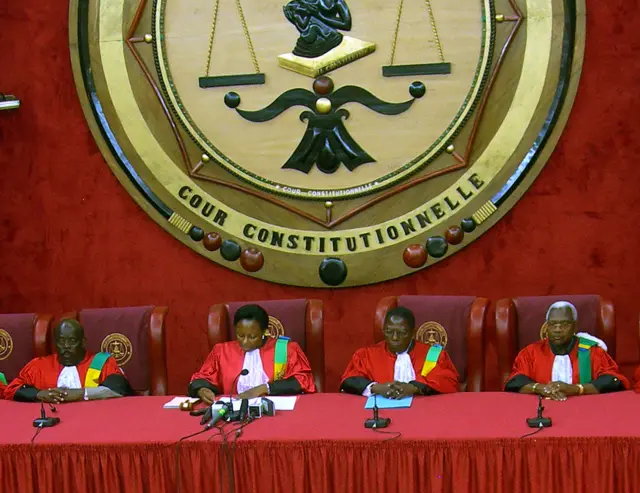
[
  {"xmin": 203, "ymin": 369, "xmax": 250, "ymax": 428},
  {"xmin": 364, "ymin": 394, "xmax": 391, "ymax": 429},
  {"xmin": 238, "ymin": 398, "xmax": 249, "ymax": 422},
  {"xmin": 526, "ymin": 395, "xmax": 552, "ymax": 428},
  {"xmin": 33, "ymin": 402, "xmax": 60, "ymax": 428},
  {"xmin": 231, "ymin": 369, "xmax": 249, "ymax": 395}
]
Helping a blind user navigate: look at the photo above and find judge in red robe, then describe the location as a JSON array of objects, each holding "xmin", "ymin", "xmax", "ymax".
[
  {"xmin": 504, "ymin": 301, "xmax": 628, "ymax": 400},
  {"xmin": 4, "ymin": 319, "xmax": 133, "ymax": 402},
  {"xmin": 340, "ymin": 306, "xmax": 459, "ymax": 398},
  {"xmin": 188, "ymin": 304, "xmax": 316, "ymax": 404}
]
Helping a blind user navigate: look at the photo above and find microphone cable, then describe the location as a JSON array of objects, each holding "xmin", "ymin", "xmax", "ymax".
[
  {"xmin": 519, "ymin": 426, "xmax": 545, "ymax": 439},
  {"xmin": 175, "ymin": 425, "xmax": 223, "ymax": 493},
  {"xmin": 30, "ymin": 425, "xmax": 44, "ymax": 445},
  {"xmin": 372, "ymin": 428, "xmax": 401, "ymax": 441}
]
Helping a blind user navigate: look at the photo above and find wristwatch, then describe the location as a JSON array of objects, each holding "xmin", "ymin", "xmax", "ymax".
[{"xmin": 266, "ymin": 383, "xmax": 271, "ymax": 395}]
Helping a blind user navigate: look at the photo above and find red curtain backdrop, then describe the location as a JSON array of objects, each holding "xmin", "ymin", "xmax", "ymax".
[{"xmin": 1, "ymin": 1, "xmax": 639, "ymax": 393}]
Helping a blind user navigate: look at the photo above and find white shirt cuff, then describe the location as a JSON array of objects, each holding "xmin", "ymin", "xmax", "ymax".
[{"xmin": 362, "ymin": 382, "xmax": 377, "ymax": 397}]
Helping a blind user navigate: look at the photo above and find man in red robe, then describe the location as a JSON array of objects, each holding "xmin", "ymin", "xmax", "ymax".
[
  {"xmin": 4, "ymin": 319, "xmax": 133, "ymax": 402},
  {"xmin": 504, "ymin": 301, "xmax": 628, "ymax": 400},
  {"xmin": 340, "ymin": 306, "xmax": 459, "ymax": 398},
  {"xmin": 188, "ymin": 304, "xmax": 316, "ymax": 404}
]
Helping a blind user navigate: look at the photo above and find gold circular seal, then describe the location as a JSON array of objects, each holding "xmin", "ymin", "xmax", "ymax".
[
  {"xmin": 540, "ymin": 322, "xmax": 549, "ymax": 340},
  {"xmin": 416, "ymin": 321, "xmax": 448, "ymax": 348},
  {"xmin": 70, "ymin": 0, "xmax": 584, "ymax": 287},
  {"xmin": 265, "ymin": 316, "xmax": 285, "ymax": 339},
  {"xmin": 101, "ymin": 333, "xmax": 133, "ymax": 366},
  {"xmin": 0, "ymin": 329, "xmax": 13, "ymax": 361}
]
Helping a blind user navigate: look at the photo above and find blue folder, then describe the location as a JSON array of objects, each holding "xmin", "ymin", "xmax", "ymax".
[{"xmin": 364, "ymin": 396, "xmax": 413, "ymax": 409}]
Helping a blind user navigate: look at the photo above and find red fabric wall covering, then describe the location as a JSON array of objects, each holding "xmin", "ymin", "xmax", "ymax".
[{"xmin": 1, "ymin": 1, "xmax": 639, "ymax": 393}]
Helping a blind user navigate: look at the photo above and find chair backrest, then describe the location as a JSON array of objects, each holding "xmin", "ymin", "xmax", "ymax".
[
  {"xmin": 495, "ymin": 294, "xmax": 614, "ymax": 383},
  {"xmin": 69, "ymin": 306, "xmax": 168, "ymax": 395},
  {"xmin": 374, "ymin": 296, "xmax": 488, "ymax": 392},
  {"xmin": 208, "ymin": 299, "xmax": 325, "ymax": 392},
  {"xmin": 0, "ymin": 313, "xmax": 52, "ymax": 381}
]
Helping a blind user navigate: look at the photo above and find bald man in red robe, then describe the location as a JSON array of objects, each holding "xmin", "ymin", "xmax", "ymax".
[
  {"xmin": 504, "ymin": 301, "xmax": 628, "ymax": 400},
  {"xmin": 340, "ymin": 306, "xmax": 458, "ymax": 398},
  {"xmin": 4, "ymin": 319, "xmax": 133, "ymax": 402}
]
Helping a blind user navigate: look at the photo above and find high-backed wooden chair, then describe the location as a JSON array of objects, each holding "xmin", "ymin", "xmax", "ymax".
[
  {"xmin": 60, "ymin": 306, "xmax": 168, "ymax": 395},
  {"xmin": 374, "ymin": 296, "xmax": 489, "ymax": 392},
  {"xmin": 208, "ymin": 299, "xmax": 325, "ymax": 392},
  {"xmin": 495, "ymin": 295, "xmax": 615, "ymax": 384},
  {"xmin": 0, "ymin": 313, "xmax": 52, "ymax": 382}
]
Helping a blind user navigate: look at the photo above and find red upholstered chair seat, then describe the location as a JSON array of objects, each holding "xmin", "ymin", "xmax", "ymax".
[
  {"xmin": 208, "ymin": 299, "xmax": 325, "ymax": 392},
  {"xmin": 374, "ymin": 296, "xmax": 489, "ymax": 392},
  {"xmin": 0, "ymin": 313, "xmax": 52, "ymax": 382},
  {"xmin": 495, "ymin": 294, "xmax": 615, "ymax": 384},
  {"xmin": 61, "ymin": 306, "xmax": 168, "ymax": 395}
]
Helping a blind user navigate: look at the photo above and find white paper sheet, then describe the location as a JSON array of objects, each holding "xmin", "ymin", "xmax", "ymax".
[
  {"xmin": 214, "ymin": 395, "xmax": 298, "ymax": 411},
  {"xmin": 163, "ymin": 397, "xmax": 199, "ymax": 409}
]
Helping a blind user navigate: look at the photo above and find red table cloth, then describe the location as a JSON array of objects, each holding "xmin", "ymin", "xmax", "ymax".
[{"xmin": 1, "ymin": 392, "xmax": 640, "ymax": 493}]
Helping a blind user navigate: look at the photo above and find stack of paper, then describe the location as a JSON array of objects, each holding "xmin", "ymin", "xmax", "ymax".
[
  {"xmin": 163, "ymin": 397, "xmax": 199, "ymax": 409},
  {"xmin": 364, "ymin": 396, "xmax": 413, "ymax": 409}
]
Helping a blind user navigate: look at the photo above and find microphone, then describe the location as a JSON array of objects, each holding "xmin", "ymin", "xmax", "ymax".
[
  {"xmin": 238, "ymin": 398, "xmax": 249, "ymax": 422},
  {"xmin": 231, "ymin": 369, "xmax": 249, "ymax": 395},
  {"xmin": 33, "ymin": 402, "xmax": 61, "ymax": 428},
  {"xmin": 204, "ymin": 402, "xmax": 232, "ymax": 430},
  {"xmin": 526, "ymin": 395, "xmax": 552, "ymax": 428},
  {"xmin": 364, "ymin": 394, "xmax": 391, "ymax": 429}
]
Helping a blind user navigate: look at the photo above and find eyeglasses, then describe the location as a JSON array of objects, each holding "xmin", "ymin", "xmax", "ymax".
[
  {"xmin": 55, "ymin": 338, "xmax": 81, "ymax": 348},
  {"xmin": 382, "ymin": 329, "xmax": 411, "ymax": 338},
  {"xmin": 547, "ymin": 322, "xmax": 574, "ymax": 330}
]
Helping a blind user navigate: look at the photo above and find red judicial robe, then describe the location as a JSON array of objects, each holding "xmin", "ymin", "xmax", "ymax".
[
  {"xmin": 189, "ymin": 338, "xmax": 317, "ymax": 395},
  {"xmin": 4, "ymin": 352, "xmax": 126, "ymax": 400},
  {"xmin": 340, "ymin": 341, "xmax": 459, "ymax": 394},
  {"xmin": 504, "ymin": 339, "xmax": 629, "ymax": 390}
]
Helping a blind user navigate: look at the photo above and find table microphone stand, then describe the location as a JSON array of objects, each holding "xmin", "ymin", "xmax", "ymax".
[
  {"xmin": 33, "ymin": 402, "xmax": 60, "ymax": 428},
  {"xmin": 526, "ymin": 395, "xmax": 552, "ymax": 428},
  {"xmin": 365, "ymin": 395, "xmax": 391, "ymax": 429}
]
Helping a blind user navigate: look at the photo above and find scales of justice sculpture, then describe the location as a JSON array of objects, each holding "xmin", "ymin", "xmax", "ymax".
[{"xmin": 196, "ymin": 0, "xmax": 449, "ymax": 174}]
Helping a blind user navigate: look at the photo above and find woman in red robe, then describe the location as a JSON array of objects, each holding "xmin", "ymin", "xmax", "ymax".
[
  {"xmin": 341, "ymin": 306, "xmax": 458, "ymax": 398},
  {"xmin": 504, "ymin": 301, "xmax": 628, "ymax": 400},
  {"xmin": 188, "ymin": 304, "xmax": 317, "ymax": 404}
]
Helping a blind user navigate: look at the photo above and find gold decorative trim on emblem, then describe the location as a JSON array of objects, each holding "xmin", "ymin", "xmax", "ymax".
[
  {"xmin": 264, "ymin": 316, "xmax": 285, "ymax": 338},
  {"xmin": 415, "ymin": 321, "xmax": 448, "ymax": 347},
  {"xmin": 168, "ymin": 212, "xmax": 192, "ymax": 234},
  {"xmin": 101, "ymin": 333, "xmax": 133, "ymax": 366},
  {"xmin": 540, "ymin": 322, "xmax": 549, "ymax": 340},
  {"xmin": 0, "ymin": 329, "xmax": 14, "ymax": 361},
  {"xmin": 472, "ymin": 200, "xmax": 497, "ymax": 224}
]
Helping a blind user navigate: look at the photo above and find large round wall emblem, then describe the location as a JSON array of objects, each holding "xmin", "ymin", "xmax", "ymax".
[{"xmin": 70, "ymin": 0, "xmax": 584, "ymax": 287}]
